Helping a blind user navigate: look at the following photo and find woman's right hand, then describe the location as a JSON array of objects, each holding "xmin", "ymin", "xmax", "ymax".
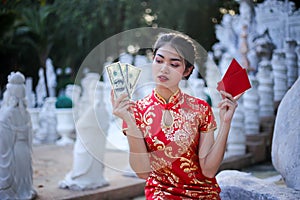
[{"xmin": 110, "ymin": 90, "xmax": 135, "ymax": 122}]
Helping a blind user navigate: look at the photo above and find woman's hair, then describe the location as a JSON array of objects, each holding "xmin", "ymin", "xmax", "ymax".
[{"xmin": 153, "ymin": 32, "xmax": 196, "ymax": 80}]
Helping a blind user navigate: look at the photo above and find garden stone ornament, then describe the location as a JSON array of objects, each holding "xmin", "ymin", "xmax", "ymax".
[{"xmin": 0, "ymin": 71, "xmax": 37, "ymax": 199}]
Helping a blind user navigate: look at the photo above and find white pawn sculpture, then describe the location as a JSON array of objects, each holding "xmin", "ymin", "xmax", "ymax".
[
  {"xmin": 119, "ymin": 51, "xmax": 134, "ymax": 64},
  {"xmin": 25, "ymin": 77, "xmax": 36, "ymax": 108},
  {"xmin": 34, "ymin": 97, "xmax": 58, "ymax": 144},
  {"xmin": 271, "ymin": 50, "xmax": 288, "ymax": 102},
  {"xmin": 35, "ymin": 68, "xmax": 47, "ymax": 107},
  {"xmin": 59, "ymin": 81, "xmax": 109, "ymax": 190},
  {"xmin": 191, "ymin": 78, "xmax": 207, "ymax": 101},
  {"xmin": 46, "ymin": 58, "xmax": 57, "ymax": 97},
  {"xmin": 179, "ymin": 79, "xmax": 193, "ymax": 95},
  {"xmin": 205, "ymin": 52, "xmax": 222, "ymax": 108},
  {"xmin": 257, "ymin": 60, "xmax": 274, "ymax": 118},
  {"xmin": 205, "ymin": 53, "xmax": 222, "ymax": 138},
  {"xmin": 78, "ymin": 73, "xmax": 100, "ymax": 117},
  {"xmin": 296, "ymin": 44, "xmax": 300, "ymax": 77},
  {"xmin": 0, "ymin": 72, "xmax": 36, "ymax": 200},
  {"xmin": 219, "ymin": 52, "xmax": 233, "ymax": 77},
  {"xmin": 65, "ymin": 84, "xmax": 82, "ymax": 121},
  {"xmin": 133, "ymin": 54, "xmax": 153, "ymax": 100},
  {"xmin": 243, "ymin": 75, "xmax": 260, "ymax": 135},
  {"xmin": 285, "ymin": 39, "xmax": 298, "ymax": 88},
  {"xmin": 226, "ymin": 100, "xmax": 246, "ymax": 157},
  {"xmin": 134, "ymin": 54, "xmax": 149, "ymax": 67}
]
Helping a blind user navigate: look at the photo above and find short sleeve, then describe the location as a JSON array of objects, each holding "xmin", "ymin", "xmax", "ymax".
[{"xmin": 199, "ymin": 102, "xmax": 217, "ymax": 133}]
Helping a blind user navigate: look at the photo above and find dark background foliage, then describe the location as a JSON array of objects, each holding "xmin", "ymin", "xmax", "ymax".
[{"xmin": 0, "ymin": 0, "xmax": 299, "ymax": 96}]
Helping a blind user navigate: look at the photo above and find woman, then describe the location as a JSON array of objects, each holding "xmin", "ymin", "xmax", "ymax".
[{"xmin": 111, "ymin": 32, "xmax": 239, "ymax": 199}]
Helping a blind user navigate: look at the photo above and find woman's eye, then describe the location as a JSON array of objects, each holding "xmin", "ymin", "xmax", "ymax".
[
  {"xmin": 155, "ymin": 59, "xmax": 163, "ymax": 63},
  {"xmin": 171, "ymin": 63, "xmax": 180, "ymax": 67}
]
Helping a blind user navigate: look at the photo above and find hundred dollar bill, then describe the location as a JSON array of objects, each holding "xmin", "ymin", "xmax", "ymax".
[
  {"xmin": 106, "ymin": 62, "xmax": 130, "ymax": 99},
  {"xmin": 120, "ymin": 63, "xmax": 141, "ymax": 97},
  {"xmin": 118, "ymin": 63, "xmax": 129, "ymax": 88}
]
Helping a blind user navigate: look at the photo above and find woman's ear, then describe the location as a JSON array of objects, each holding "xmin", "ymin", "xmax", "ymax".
[{"xmin": 183, "ymin": 66, "xmax": 194, "ymax": 78}]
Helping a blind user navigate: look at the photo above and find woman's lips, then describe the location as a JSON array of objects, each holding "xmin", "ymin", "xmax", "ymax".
[{"xmin": 158, "ymin": 75, "xmax": 168, "ymax": 82}]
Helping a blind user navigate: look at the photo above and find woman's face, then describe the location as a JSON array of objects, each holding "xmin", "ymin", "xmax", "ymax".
[{"xmin": 152, "ymin": 44, "xmax": 189, "ymax": 92}]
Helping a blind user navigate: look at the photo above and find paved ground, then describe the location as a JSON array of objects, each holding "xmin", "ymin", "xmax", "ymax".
[
  {"xmin": 32, "ymin": 143, "xmax": 280, "ymax": 200},
  {"xmin": 32, "ymin": 144, "xmax": 145, "ymax": 200}
]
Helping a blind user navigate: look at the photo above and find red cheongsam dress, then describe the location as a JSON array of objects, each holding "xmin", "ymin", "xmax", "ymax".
[{"xmin": 126, "ymin": 89, "xmax": 221, "ymax": 200}]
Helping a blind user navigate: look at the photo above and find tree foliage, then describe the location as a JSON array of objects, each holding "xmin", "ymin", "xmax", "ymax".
[{"xmin": 2, "ymin": 0, "xmax": 297, "ymax": 93}]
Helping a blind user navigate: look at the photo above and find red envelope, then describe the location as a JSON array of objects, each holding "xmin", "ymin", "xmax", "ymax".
[{"xmin": 217, "ymin": 58, "xmax": 251, "ymax": 98}]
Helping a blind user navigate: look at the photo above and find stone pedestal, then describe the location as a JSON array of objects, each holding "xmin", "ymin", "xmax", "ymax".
[{"xmin": 55, "ymin": 109, "xmax": 75, "ymax": 146}]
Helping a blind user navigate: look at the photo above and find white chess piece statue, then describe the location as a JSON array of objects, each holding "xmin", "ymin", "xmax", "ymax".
[
  {"xmin": 46, "ymin": 58, "xmax": 57, "ymax": 97},
  {"xmin": 35, "ymin": 68, "xmax": 47, "ymax": 107},
  {"xmin": 34, "ymin": 97, "xmax": 58, "ymax": 144},
  {"xmin": 0, "ymin": 72, "xmax": 36, "ymax": 200},
  {"xmin": 59, "ymin": 81, "xmax": 109, "ymax": 190}
]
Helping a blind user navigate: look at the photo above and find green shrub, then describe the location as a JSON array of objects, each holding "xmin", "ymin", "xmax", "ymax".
[{"xmin": 55, "ymin": 96, "xmax": 73, "ymax": 108}]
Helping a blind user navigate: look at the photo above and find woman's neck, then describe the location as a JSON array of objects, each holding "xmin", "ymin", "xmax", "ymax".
[{"xmin": 155, "ymin": 86, "xmax": 179, "ymax": 103}]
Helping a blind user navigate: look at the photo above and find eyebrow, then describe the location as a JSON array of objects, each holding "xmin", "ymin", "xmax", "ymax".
[{"xmin": 156, "ymin": 53, "xmax": 182, "ymax": 62}]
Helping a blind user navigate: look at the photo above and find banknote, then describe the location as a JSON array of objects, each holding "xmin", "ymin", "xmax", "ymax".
[
  {"xmin": 106, "ymin": 62, "xmax": 130, "ymax": 99},
  {"xmin": 120, "ymin": 63, "xmax": 141, "ymax": 97},
  {"xmin": 106, "ymin": 62, "xmax": 141, "ymax": 99}
]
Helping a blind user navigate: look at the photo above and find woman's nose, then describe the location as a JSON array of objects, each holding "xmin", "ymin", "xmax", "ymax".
[{"xmin": 160, "ymin": 63, "xmax": 169, "ymax": 73}]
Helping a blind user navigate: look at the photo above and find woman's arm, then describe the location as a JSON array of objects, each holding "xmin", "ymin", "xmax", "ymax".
[
  {"xmin": 111, "ymin": 92, "xmax": 151, "ymax": 179},
  {"xmin": 199, "ymin": 91, "xmax": 239, "ymax": 178},
  {"xmin": 125, "ymin": 120, "xmax": 151, "ymax": 179}
]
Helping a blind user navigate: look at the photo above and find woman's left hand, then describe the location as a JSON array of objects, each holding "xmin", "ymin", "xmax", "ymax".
[{"xmin": 218, "ymin": 91, "xmax": 242, "ymax": 123}]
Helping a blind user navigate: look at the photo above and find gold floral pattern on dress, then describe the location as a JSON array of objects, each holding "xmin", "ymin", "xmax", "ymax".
[
  {"xmin": 152, "ymin": 136, "xmax": 165, "ymax": 151},
  {"xmin": 179, "ymin": 157, "xmax": 198, "ymax": 174},
  {"xmin": 127, "ymin": 90, "xmax": 220, "ymax": 199}
]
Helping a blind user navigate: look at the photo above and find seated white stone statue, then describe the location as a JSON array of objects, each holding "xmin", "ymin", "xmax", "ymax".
[{"xmin": 0, "ymin": 72, "xmax": 36, "ymax": 200}]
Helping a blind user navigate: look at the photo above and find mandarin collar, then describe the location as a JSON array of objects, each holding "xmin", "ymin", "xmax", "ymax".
[{"xmin": 153, "ymin": 89, "xmax": 181, "ymax": 109}]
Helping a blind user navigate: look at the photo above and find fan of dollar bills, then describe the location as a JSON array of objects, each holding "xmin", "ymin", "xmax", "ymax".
[{"xmin": 106, "ymin": 62, "xmax": 141, "ymax": 99}]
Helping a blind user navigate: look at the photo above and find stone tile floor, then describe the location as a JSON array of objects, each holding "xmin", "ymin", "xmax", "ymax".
[
  {"xmin": 32, "ymin": 144, "xmax": 145, "ymax": 200},
  {"xmin": 132, "ymin": 161, "xmax": 281, "ymax": 200},
  {"xmin": 32, "ymin": 144, "xmax": 281, "ymax": 200}
]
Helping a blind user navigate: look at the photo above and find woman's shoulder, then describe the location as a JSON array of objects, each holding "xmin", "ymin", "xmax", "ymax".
[
  {"xmin": 182, "ymin": 92, "xmax": 210, "ymax": 107},
  {"xmin": 134, "ymin": 93, "xmax": 153, "ymax": 110},
  {"xmin": 136, "ymin": 93, "xmax": 152, "ymax": 103}
]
